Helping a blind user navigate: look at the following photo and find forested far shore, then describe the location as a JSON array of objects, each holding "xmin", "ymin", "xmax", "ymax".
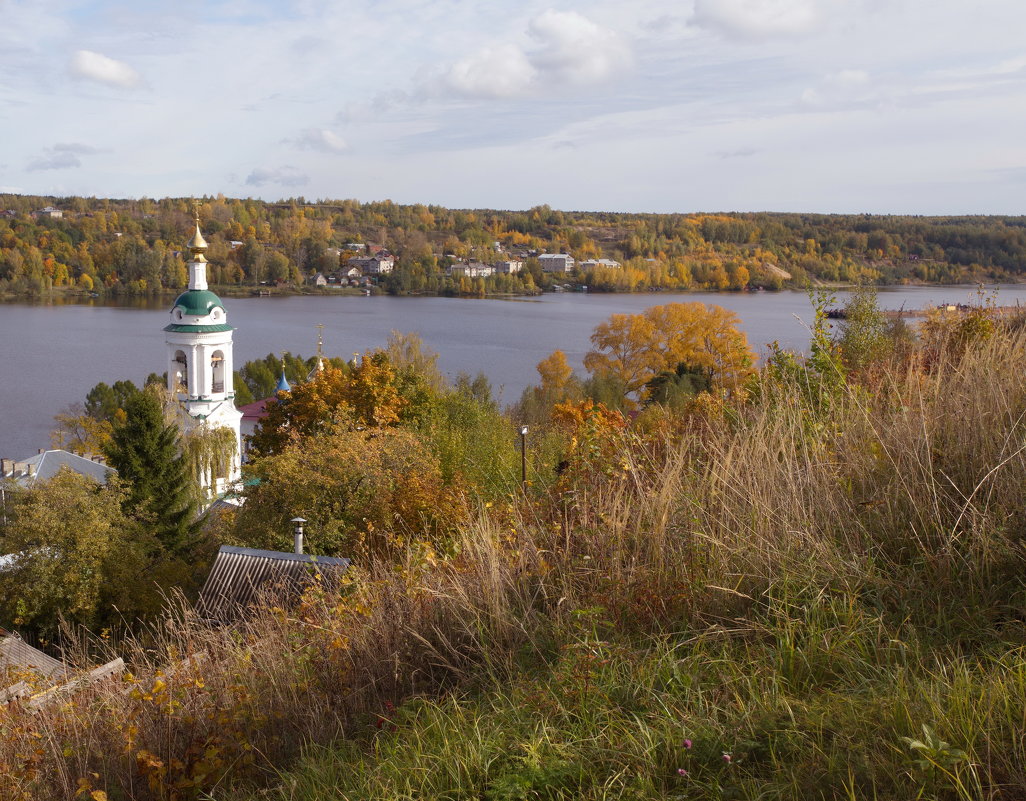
[{"xmin": 3, "ymin": 193, "xmax": 1026, "ymax": 299}]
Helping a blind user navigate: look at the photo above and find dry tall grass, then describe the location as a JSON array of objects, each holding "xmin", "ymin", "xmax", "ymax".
[{"xmin": 3, "ymin": 323, "xmax": 1026, "ymax": 799}]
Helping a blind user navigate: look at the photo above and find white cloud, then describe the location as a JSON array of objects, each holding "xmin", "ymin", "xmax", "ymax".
[
  {"xmin": 287, "ymin": 128, "xmax": 349, "ymax": 153},
  {"xmin": 527, "ymin": 10, "xmax": 631, "ymax": 85},
  {"xmin": 28, "ymin": 151, "xmax": 82, "ymax": 171},
  {"xmin": 692, "ymin": 0, "xmax": 823, "ymax": 40},
  {"xmin": 52, "ymin": 142, "xmax": 104, "ymax": 155},
  {"xmin": 440, "ymin": 10, "xmax": 629, "ymax": 99},
  {"xmin": 25, "ymin": 142, "xmax": 103, "ymax": 171},
  {"xmin": 69, "ymin": 49, "xmax": 143, "ymax": 89},
  {"xmin": 245, "ymin": 166, "xmax": 310, "ymax": 187},
  {"xmin": 831, "ymin": 69, "xmax": 870, "ymax": 87},
  {"xmin": 445, "ymin": 43, "xmax": 537, "ymax": 99},
  {"xmin": 801, "ymin": 69, "xmax": 874, "ymax": 107}
]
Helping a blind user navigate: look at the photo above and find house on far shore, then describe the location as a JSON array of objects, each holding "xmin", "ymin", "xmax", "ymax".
[
  {"xmin": 494, "ymin": 260, "xmax": 523, "ymax": 274},
  {"xmin": 36, "ymin": 206, "xmax": 63, "ymax": 219},
  {"xmin": 580, "ymin": 258, "xmax": 621, "ymax": 270},
  {"xmin": 539, "ymin": 253, "xmax": 575, "ymax": 273},
  {"xmin": 349, "ymin": 252, "xmax": 395, "ymax": 275},
  {"xmin": 310, "ymin": 272, "xmax": 328, "ymax": 287},
  {"xmin": 1, "ymin": 450, "xmax": 113, "ymax": 488},
  {"xmin": 450, "ymin": 261, "xmax": 494, "ymax": 279}
]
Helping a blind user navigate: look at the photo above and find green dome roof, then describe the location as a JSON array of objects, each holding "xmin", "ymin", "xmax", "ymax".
[{"xmin": 172, "ymin": 289, "xmax": 224, "ymax": 317}]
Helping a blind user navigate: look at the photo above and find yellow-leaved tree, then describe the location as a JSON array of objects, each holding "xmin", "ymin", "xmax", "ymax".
[
  {"xmin": 583, "ymin": 302, "xmax": 754, "ymax": 400},
  {"xmin": 249, "ymin": 353, "xmax": 415, "ymax": 456}
]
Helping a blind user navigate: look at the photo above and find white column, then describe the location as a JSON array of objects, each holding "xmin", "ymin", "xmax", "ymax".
[{"xmin": 189, "ymin": 345, "xmax": 200, "ymax": 398}]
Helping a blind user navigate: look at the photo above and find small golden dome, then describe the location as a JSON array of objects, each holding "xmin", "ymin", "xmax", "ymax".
[{"xmin": 188, "ymin": 224, "xmax": 208, "ymax": 252}]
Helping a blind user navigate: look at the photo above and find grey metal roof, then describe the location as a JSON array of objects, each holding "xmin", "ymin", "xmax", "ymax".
[
  {"xmin": 196, "ymin": 545, "xmax": 350, "ymax": 622},
  {"xmin": 0, "ymin": 633, "xmax": 68, "ymax": 680},
  {"xmin": 8, "ymin": 450, "xmax": 114, "ymax": 487}
]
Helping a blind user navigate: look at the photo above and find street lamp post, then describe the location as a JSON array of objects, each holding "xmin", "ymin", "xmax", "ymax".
[
  {"xmin": 291, "ymin": 516, "xmax": 307, "ymax": 555},
  {"xmin": 519, "ymin": 425, "xmax": 529, "ymax": 492}
]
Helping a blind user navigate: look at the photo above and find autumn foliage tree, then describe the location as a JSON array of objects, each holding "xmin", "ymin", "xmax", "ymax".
[
  {"xmin": 249, "ymin": 353, "xmax": 422, "ymax": 456},
  {"xmin": 583, "ymin": 303, "xmax": 755, "ymax": 401},
  {"xmin": 233, "ymin": 428, "xmax": 465, "ymax": 559},
  {"xmin": 0, "ymin": 472, "xmax": 175, "ymax": 635}
]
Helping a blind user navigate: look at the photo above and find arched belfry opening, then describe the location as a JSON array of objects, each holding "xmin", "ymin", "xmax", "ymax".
[
  {"xmin": 211, "ymin": 350, "xmax": 226, "ymax": 394},
  {"xmin": 171, "ymin": 350, "xmax": 188, "ymax": 392}
]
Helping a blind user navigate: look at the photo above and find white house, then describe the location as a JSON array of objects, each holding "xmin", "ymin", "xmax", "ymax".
[
  {"xmin": 539, "ymin": 253, "xmax": 575, "ymax": 273},
  {"xmin": 494, "ymin": 260, "xmax": 523, "ymax": 274},
  {"xmin": 37, "ymin": 206, "xmax": 63, "ymax": 219},
  {"xmin": 349, "ymin": 254, "xmax": 394, "ymax": 275},
  {"xmin": 450, "ymin": 261, "xmax": 494, "ymax": 278},
  {"xmin": 580, "ymin": 258, "xmax": 621, "ymax": 270}
]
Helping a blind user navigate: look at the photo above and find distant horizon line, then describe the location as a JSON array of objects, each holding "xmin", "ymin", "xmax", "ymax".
[{"xmin": 1, "ymin": 191, "xmax": 1023, "ymax": 220}]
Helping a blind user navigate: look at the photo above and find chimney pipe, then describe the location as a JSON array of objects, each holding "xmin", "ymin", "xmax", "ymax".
[
  {"xmin": 291, "ymin": 517, "xmax": 307, "ymax": 555},
  {"xmin": 1, "ymin": 458, "xmax": 12, "ymax": 476}
]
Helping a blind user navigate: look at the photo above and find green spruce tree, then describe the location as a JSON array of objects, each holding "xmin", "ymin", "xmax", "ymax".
[{"xmin": 104, "ymin": 390, "xmax": 201, "ymax": 557}]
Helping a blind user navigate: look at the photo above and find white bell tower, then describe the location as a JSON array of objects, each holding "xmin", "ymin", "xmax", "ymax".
[{"xmin": 164, "ymin": 208, "xmax": 243, "ymax": 492}]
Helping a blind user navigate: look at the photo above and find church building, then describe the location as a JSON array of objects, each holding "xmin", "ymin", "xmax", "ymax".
[{"xmin": 164, "ymin": 214, "xmax": 243, "ymax": 494}]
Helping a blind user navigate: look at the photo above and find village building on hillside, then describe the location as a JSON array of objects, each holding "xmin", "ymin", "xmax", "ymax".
[
  {"xmin": 579, "ymin": 258, "xmax": 622, "ymax": 270},
  {"xmin": 539, "ymin": 253, "xmax": 575, "ymax": 273},
  {"xmin": 494, "ymin": 260, "xmax": 523, "ymax": 274},
  {"xmin": 348, "ymin": 252, "xmax": 394, "ymax": 275},
  {"xmin": 1, "ymin": 450, "xmax": 113, "ymax": 487},
  {"xmin": 36, "ymin": 206, "xmax": 63, "ymax": 219},
  {"xmin": 449, "ymin": 261, "xmax": 494, "ymax": 279}
]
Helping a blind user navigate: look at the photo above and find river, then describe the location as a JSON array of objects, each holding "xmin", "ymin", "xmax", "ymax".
[{"xmin": 1, "ymin": 285, "xmax": 1021, "ymax": 459}]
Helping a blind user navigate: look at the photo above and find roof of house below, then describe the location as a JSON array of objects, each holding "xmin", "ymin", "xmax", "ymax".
[
  {"xmin": 4, "ymin": 449, "xmax": 114, "ymax": 486},
  {"xmin": 196, "ymin": 545, "xmax": 350, "ymax": 622}
]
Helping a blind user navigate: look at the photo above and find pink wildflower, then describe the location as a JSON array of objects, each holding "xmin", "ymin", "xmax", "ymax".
[
  {"xmin": 683, "ymin": 738, "xmax": 692, "ymax": 749},
  {"xmin": 677, "ymin": 768, "xmax": 689, "ymax": 777},
  {"xmin": 722, "ymin": 753, "xmax": 732, "ymax": 763}
]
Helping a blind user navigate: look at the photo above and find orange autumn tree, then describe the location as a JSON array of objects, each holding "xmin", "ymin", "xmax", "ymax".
[
  {"xmin": 249, "ymin": 353, "xmax": 409, "ymax": 456},
  {"xmin": 583, "ymin": 302, "xmax": 755, "ymax": 401}
]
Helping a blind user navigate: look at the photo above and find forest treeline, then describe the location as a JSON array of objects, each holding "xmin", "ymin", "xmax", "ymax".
[{"xmin": 3, "ymin": 192, "xmax": 1026, "ymax": 298}]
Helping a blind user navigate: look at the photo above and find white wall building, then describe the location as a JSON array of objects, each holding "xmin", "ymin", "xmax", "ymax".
[
  {"xmin": 450, "ymin": 261, "xmax": 494, "ymax": 278},
  {"xmin": 580, "ymin": 258, "xmax": 621, "ymax": 270},
  {"xmin": 164, "ymin": 219, "xmax": 243, "ymax": 494},
  {"xmin": 349, "ymin": 254, "xmax": 395, "ymax": 275},
  {"xmin": 539, "ymin": 253, "xmax": 575, "ymax": 273},
  {"xmin": 494, "ymin": 260, "xmax": 523, "ymax": 274}
]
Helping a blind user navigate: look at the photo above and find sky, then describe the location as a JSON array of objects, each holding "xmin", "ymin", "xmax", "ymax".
[{"xmin": 1, "ymin": 0, "xmax": 1025, "ymax": 214}]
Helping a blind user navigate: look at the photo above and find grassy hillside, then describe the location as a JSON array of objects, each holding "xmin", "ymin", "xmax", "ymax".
[{"xmin": 3, "ymin": 303, "xmax": 1026, "ymax": 799}]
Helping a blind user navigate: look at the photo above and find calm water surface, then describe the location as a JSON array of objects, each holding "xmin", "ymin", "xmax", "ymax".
[{"xmin": 1, "ymin": 285, "xmax": 1021, "ymax": 458}]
